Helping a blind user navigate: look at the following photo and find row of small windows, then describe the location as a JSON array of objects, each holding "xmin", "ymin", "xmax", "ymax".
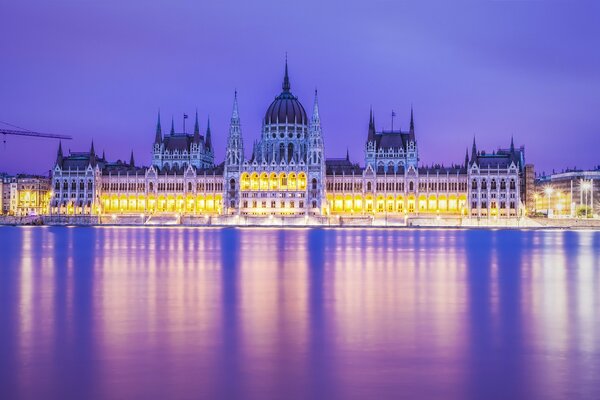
[
  {"xmin": 471, "ymin": 201, "xmax": 516, "ymax": 209},
  {"xmin": 326, "ymin": 181, "xmax": 468, "ymax": 192},
  {"xmin": 55, "ymin": 180, "xmax": 93, "ymax": 191},
  {"xmin": 241, "ymin": 200, "xmax": 313, "ymax": 209},
  {"xmin": 99, "ymin": 181, "xmax": 223, "ymax": 192},
  {"xmin": 472, "ymin": 179, "xmax": 516, "ymax": 190}
]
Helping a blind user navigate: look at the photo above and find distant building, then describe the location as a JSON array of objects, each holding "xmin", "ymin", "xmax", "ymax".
[
  {"xmin": 48, "ymin": 60, "xmax": 527, "ymax": 220},
  {"xmin": 535, "ymin": 168, "xmax": 599, "ymax": 217}
]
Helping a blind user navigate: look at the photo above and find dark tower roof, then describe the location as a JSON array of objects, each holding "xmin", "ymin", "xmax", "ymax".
[
  {"xmin": 264, "ymin": 59, "xmax": 308, "ymax": 125},
  {"xmin": 56, "ymin": 141, "xmax": 63, "ymax": 166},
  {"xmin": 367, "ymin": 107, "xmax": 376, "ymax": 142},
  {"xmin": 193, "ymin": 110, "xmax": 202, "ymax": 144},
  {"xmin": 155, "ymin": 111, "xmax": 162, "ymax": 144},
  {"xmin": 205, "ymin": 117, "xmax": 212, "ymax": 150}
]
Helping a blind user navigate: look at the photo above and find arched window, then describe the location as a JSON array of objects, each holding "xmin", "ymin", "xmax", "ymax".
[
  {"xmin": 279, "ymin": 143, "xmax": 285, "ymax": 162},
  {"xmin": 311, "ymin": 178, "xmax": 317, "ymax": 190},
  {"xmin": 472, "ymin": 180, "xmax": 478, "ymax": 190},
  {"xmin": 510, "ymin": 179, "xmax": 516, "ymax": 190},
  {"xmin": 482, "ymin": 180, "xmax": 487, "ymax": 190},
  {"xmin": 87, "ymin": 181, "xmax": 93, "ymax": 191},
  {"xmin": 188, "ymin": 182, "xmax": 192, "ymax": 192},
  {"xmin": 367, "ymin": 181, "xmax": 372, "ymax": 191},
  {"xmin": 491, "ymin": 179, "xmax": 497, "ymax": 190},
  {"xmin": 409, "ymin": 181, "xmax": 414, "ymax": 191},
  {"xmin": 79, "ymin": 181, "xmax": 84, "ymax": 190},
  {"xmin": 63, "ymin": 181, "xmax": 68, "ymax": 190},
  {"xmin": 312, "ymin": 200, "xmax": 317, "ymax": 208},
  {"xmin": 229, "ymin": 178, "xmax": 236, "ymax": 190},
  {"xmin": 55, "ymin": 181, "xmax": 60, "ymax": 190},
  {"xmin": 288, "ymin": 143, "xmax": 294, "ymax": 162},
  {"xmin": 149, "ymin": 182, "xmax": 154, "ymax": 192},
  {"xmin": 71, "ymin": 180, "xmax": 76, "ymax": 190}
]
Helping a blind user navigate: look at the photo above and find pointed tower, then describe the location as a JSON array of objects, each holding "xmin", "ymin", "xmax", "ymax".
[
  {"xmin": 56, "ymin": 141, "xmax": 64, "ymax": 167},
  {"xmin": 510, "ymin": 135, "xmax": 515, "ymax": 153},
  {"xmin": 346, "ymin": 148, "xmax": 350, "ymax": 161},
  {"xmin": 205, "ymin": 117, "xmax": 212, "ymax": 152},
  {"xmin": 170, "ymin": 116, "xmax": 175, "ymax": 135},
  {"xmin": 130, "ymin": 151, "xmax": 135, "ymax": 167},
  {"xmin": 155, "ymin": 111, "xmax": 162, "ymax": 144},
  {"xmin": 89, "ymin": 140, "xmax": 96, "ymax": 166},
  {"xmin": 226, "ymin": 90, "xmax": 244, "ymax": 167},
  {"xmin": 367, "ymin": 107, "xmax": 376, "ymax": 142},
  {"xmin": 409, "ymin": 106, "xmax": 415, "ymax": 133},
  {"xmin": 193, "ymin": 110, "xmax": 201, "ymax": 144},
  {"xmin": 465, "ymin": 148, "xmax": 469, "ymax": 168},
  {"xmin": 471, "ymin": 137, "xmax": 477, "ymax": 163},
  {"xmin": 283, "ymin": 55, "xmax": 291, "ymax": 93}
]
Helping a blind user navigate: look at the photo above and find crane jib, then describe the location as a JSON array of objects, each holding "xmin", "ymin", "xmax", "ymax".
[{"xmin": 0, "ymin": 129, "xmax": 72, "ymax": 140}]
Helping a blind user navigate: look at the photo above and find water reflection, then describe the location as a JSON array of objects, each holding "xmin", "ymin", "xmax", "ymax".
[{"xmin": 0, "ymin": 227, "xmax": 599, "ymax": 400}]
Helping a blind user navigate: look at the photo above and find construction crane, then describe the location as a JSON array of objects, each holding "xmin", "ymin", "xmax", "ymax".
[
  {"xmin": 1, "ymin": 120, "xmax": 72, "ymax": 146},
  {"xmin": 1, "ymin": 128, "xmax": 72, "ymax": 141}
]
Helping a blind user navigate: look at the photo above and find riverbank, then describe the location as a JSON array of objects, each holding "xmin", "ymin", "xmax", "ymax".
[{"xmin": 2, "ymin": 214, "xmax": 600, "ymax": 229}]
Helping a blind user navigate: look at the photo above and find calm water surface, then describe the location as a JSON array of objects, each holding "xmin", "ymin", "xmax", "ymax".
[{"xmin": 0, "ymin": 227, "xmax": 599, "ymax": 400}]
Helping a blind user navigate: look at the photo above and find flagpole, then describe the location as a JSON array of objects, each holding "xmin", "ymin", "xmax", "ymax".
[{"xmin": 183, "ymin": 114, "xmax": 186, "ymax": 134}]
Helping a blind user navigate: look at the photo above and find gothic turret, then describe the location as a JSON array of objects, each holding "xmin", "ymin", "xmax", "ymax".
[
  {"xmin": 170, "ymin": 117, "xmax": 175, "ymax": 136},
  {"xmin": 89, "ymin": 141, "xmax": 96, "ymax": 166},
  {"xmin": 193, "ymin": 110, "xmax": 202, "ymax": 145},
  {"xmin": 129, "ymin": 151, "xmax": 135, "ymax": 167},
  {"xmin": 367, "ymin": 108, "xmax": 376, "ymax": 142},
  {"xmin": 155, "ymin": 111, "xmax": 162, "ymax": 144},
  {"xmin": 471, "ymin": 137, "xmax": 477, "ymax": 163},
  {"xmin": 56, "ymin": 141, "xmax": 63, "ymax": 167},
  {"xmin": 205, "ymin": 117, "xmax": 212, "ymax": 152},
  {"xmin": 226, "ymin": 91, "xmax": 244, "ymax": 167}
]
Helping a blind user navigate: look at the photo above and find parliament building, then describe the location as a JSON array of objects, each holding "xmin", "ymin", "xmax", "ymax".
[{"xmin": 49, "ymin": 61, "xmax": 529, "ymax": 221}]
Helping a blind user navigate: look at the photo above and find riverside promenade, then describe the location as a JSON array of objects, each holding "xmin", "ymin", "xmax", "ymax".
[{"xmin": 2, "ymin": 214, "xmax": 600, "ymax": 229}]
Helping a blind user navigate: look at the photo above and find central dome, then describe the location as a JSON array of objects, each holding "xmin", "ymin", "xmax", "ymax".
[{"xmin": 264, "ymin": 61, "xmax": 308, "ymax": 125}]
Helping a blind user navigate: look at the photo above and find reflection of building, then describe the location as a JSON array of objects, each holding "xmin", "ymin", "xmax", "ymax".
[
  {"xmin": 49, "ymin": 60, "xmax": 527, "ymax": 220},
  {"xmin": 535, "ymin": 169, "xmax": 599, "ymax": 217}
]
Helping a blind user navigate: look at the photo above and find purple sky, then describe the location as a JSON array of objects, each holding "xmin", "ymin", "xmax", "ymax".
[{"xmin": 1, "ymin": 1, "xmax": 599, "ymax": 175}]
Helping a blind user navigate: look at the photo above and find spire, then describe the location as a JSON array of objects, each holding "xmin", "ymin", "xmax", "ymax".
[
  {"xmin": 367, "ymin": 107, "xmax": 376, "ymax": 142},
  {"xmin": 312, "ymin": 89, "xmax": 320, "ymax": 119},
  {"xmin": 465, "ymin": 147, "xmax": 469, "ymax": 167},
  {"xmin": 205, "ymin": 116, "xmax": 212, "ymax": 151},
  {"xmin": 282, "ymin": 54, "xmax": 291, "ymax": 92},
  {"xmin": 193, "ymin": 109, "xmax": 201, "ymax": 143},
  {"xmin": 510, "ymin": 135, "xmax": 515, "ymax": 152},
  {"xmin": 155, "ymin": 111, "xmax": 162, "ymax": 144},
  {"xmin": 129, "ymin": 151, "xmax": 135, "ymax": 167},
  {"xmin": 346, "ymin": 147, "xmax": 350, "ymax": 161},
  {"xmin": 409, "ymin": 105, "xmax": 415, "ymax": 132},
  {"xmin": 471, "ymin": 136, "xmax": 477, "ymax": 162},
  {"xmin": 89, "ymin": 140, "xmax": 96, "ymax": 166},
  {"xmin": 231, "ymin": 90, "xmax": 240, "ymax": 122},
  {"xmin": 170, "ymin": 116, "xmax": 175, "ymax": 135},
  {"xmin": 102, "ymin": 150, "xmax": 105, "ymax": 160},
  {"xmin": 56, "ymin": 141, "xmax": 63, "ymax": 166}
]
